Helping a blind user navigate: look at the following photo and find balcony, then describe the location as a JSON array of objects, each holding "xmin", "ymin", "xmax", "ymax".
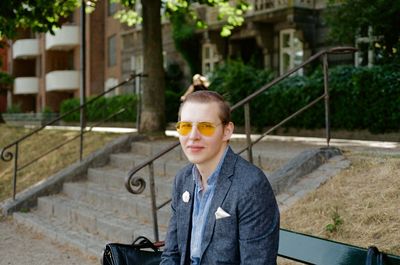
[
  {"xmin": 205, "ymin": 0, "xmax": 315, "ymax": 24},
  {"xmin": 46, "ymin": 70, "xmax": 79, "ymax": 91},
  {"xmin": 12, "ymin": 39, "xmax": 40, "ymax": 59},
  {"xmin": 45, "ymin": 25, "xmax": 79, "ymax": 50},
  {"xmin": 14, "ymin": 77, "xmax": 39, "ymax": 94},
  {"xmin": 250, "ymin": 0, "xmax": 314, "ymax": 13}
]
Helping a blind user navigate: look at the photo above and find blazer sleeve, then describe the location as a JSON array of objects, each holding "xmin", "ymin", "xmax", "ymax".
[
  {"xmin": 160, "ymin": 176, "xmax": 181, "ymax": 265},
  {"xmin": 237, "ymin": 169, "xmax": 280, "ymax": 265}
]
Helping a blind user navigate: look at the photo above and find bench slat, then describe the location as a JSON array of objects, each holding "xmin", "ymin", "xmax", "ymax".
[{"xmin": 278, "ymin": 229, "xmax": 400, "ymax": 265}]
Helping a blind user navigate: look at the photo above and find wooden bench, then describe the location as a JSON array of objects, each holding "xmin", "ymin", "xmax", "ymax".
[{"xmin": 279, "ymin": 229, "xmax": 400, "ymax": 264}]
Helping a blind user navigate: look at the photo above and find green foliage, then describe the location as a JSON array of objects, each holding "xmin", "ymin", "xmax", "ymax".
[
  {"xmin": 165, "ymin": 63, "xmax": 184, "ymax": 122},
  {"xmin": 325, "ymin": 0, "xmax": 400, "ymax": 62},
  {"xmin": 60, "ymin": 94, "xmax": 137, "ymax": 123},
  {"xmin": 0, "ymin": 72, "xmax": 13, "ymax": 85},
  {"xmin": 169, "ymin": 11, "xmax": 201, "ymax": 75},
  {"xmin": 325, "ymin": 208, "xmax": 343, "ymax": 233},
  {"xmin": 42, "ymin": 106, "xmax": 53, "ymax": 114},
  {"xmin": 111, "ymin": 0, "xmax": 250, "ymax": 38},
  {"xmin": 209, "ymin": 60, "xmax": 400, "ymax": 134},
  {"xmin": 0, "ymin": 0, "xmax": 79, "ymax": 38},
  {"xmin": 6, "ymin": 104, "xmax": 22, "ymax": 113},
  {"xmin": 209, "ymin": 60, "xmax": 274, "ymax": 129}
]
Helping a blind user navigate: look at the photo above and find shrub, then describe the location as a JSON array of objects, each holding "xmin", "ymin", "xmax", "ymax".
[
  {"xmin": 60, "ymin": 94, "xmax": 137, "ymax": 123},
  {"xmin": 209, "ymin": 60, "xmax": 274, "ymax": 130},
  {"xmin": 209, "ymin": 60, "xmax": 399, "ymax": 134}
]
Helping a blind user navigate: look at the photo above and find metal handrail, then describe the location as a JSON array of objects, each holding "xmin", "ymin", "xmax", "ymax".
[
  {"xmin": 125, "ymin": 46, "xmax": 357, "ymax": 241},
  {"xmin": 1, "ymin": 73, "xmax": 146, "ymax": 200}
]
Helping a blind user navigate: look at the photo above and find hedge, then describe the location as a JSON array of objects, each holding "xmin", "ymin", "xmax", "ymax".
[
  {"xmin": 209, "ymin": 61, "xmax": 400, "ymax": 134},
  {"xmin": 60, "ymin": 94, "xmax": 138, "ymax": 123}
]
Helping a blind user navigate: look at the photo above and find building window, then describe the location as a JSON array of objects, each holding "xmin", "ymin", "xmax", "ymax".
[
  {"xmin": 108, "ymin": 35, "xmax": 117, "ymax": 67},
  {"xmin": 355, "ymin": 27, "xmax": 380, "ymax": 67},
  {"xmin": 108, "ymin": 0, "xmax": 118, "ymax": 16},
  {"xmin": 279, "ymin": 29, "xmax": 304, "ymax": 75},
  {"xmin": 202, "ymin": 43, "xmax": 220, "ymax": 76}
]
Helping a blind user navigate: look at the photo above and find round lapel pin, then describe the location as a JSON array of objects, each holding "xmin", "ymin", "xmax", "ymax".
[{"xmin": 182, "ymin": 191, "xmax": 190, "ymax": 203}]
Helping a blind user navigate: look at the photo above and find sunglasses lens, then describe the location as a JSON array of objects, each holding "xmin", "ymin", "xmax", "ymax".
[
  {"xmin": 176, "ymin": 122, "xmax": 217, "ymax": 136},
  {"xmin": 197, "ymin": 122, "xmax": 216, "ymax": 136},
  {"xmin": 176, "ymin": 122, "xmax": 192, "ymax": 136}
]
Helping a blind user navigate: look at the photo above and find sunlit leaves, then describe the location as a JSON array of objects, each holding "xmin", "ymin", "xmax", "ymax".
[
  {"xmin": 0, "ymin": 0, "xmax": 79, "ymax": 38},
  {"xmin": 114, "ymin": 9, "xmax": 142, "ymax": 26}
]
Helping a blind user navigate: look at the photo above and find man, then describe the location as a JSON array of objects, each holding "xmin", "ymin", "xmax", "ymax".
[{"xmin": 161, "ymin": 91, "xmax": 280, "ymax": 265}]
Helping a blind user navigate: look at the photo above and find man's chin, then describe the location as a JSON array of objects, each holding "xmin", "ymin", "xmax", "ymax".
[{"xmin": 185, "ymin": 155, "xmax": 203, "ymax": 165}]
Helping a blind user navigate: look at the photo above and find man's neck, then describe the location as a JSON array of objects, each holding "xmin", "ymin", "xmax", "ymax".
[{"xmin": 195, "ymin": 145, "xmax": 228, "ymax": 190}]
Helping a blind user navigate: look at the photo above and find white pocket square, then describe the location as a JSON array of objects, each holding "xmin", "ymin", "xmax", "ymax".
[{"xmin": 215, "ymin": 207, "xmax": 231, "ymax": 219}]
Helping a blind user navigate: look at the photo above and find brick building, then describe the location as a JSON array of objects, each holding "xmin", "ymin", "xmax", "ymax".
[{"xmin": 6, "ymin": 0, "xmax": 344, "ymax": 113}]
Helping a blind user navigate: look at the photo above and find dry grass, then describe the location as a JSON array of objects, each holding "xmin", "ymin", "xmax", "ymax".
[
  {"xmin": 0, "ymin": 124, "xmax": 124, "ymax": 202},
  {"xmin": 280, "ymin": 149, "xmax": 400, "ymax": 258}
]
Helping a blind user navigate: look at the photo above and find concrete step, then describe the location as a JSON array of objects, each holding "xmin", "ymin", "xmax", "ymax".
[
  {"xmin": 35, "ymin": 194, "xmax": 167, "ymax": 243},
  {"xmin": 86, "ymin": 166, "xmax": 174, "ymax": 200},
  {"xmin": 109, "ymin": 152, "xmax": 187, "ymax": 176},
  {"xmin": 13, "ymin": 211, "xmax": 106, "ymax": 259},
  {"xmin": 131, "ymin": 140, "xmax": 184, "ymax": 159},
  {"xmin": 62, "ymin": 182, "xmax": 172, "ymax": 226}
]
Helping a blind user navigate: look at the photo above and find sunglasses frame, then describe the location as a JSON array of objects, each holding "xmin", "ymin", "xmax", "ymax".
[{"xmin": 175, "ymin": 121, "xmax": 222, "ymax": 136}]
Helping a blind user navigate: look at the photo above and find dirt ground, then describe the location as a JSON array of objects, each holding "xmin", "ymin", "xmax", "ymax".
[{"xmin": 0, "ymin": 217, "xmax": 98, "ymax": 265}]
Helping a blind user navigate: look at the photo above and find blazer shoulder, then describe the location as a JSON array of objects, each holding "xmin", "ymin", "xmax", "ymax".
[{"xmin": 174, "ymin": 163, "xmax": 193, "ymax": 184}]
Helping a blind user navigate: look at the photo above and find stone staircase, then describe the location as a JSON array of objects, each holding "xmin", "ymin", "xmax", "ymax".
[{"xmin": 11, "ymin": 136, "xmax": 346, "ymax": 261}]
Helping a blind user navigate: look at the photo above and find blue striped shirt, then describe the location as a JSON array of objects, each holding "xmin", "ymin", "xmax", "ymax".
[{"xmin": 190, "ymin": 147, "xmax": 229, "ymax": 265}]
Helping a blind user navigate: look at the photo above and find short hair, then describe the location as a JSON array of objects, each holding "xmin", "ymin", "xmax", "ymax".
[{"xmin": 179, "ymin": 91, "xmax": 231, "ymax": 124}]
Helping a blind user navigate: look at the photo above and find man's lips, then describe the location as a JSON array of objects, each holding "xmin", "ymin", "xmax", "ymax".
[{"xmin": 187, "ymin": 145, "xmax": 204, "ymax": 152}]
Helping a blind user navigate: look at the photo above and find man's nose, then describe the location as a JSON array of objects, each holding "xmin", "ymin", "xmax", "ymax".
[{"xmin": 188, "ymin": 124, "xmax": 201, "ymax": 139}]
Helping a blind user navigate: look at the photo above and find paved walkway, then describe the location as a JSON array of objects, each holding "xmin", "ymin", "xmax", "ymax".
[
  {"xmin": 0, "ymin": 217, "xmax": 99, "ymax": 265},
  {"xmin": 1, "ymin": 129, "xmax": 398, "ymax": 265}
]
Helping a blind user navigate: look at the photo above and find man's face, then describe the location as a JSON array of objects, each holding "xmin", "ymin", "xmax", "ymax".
[{"xmin": 179, "ymin": 101, "xmax": 233, "ymax": 170}]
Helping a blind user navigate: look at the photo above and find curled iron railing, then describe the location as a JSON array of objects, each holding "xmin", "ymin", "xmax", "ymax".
[
  {"xmin": 1, "ymin": 73, "xmax": 147, "ymax": 200},
  {"xmin": 124, "ymin": 47, "xmax": 357, "ymax": 241}
]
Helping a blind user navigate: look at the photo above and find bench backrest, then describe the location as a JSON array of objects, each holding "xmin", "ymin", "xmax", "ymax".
[{"xmin": 278, "ymin": 229, "xmax": 400, "ymax": 265}]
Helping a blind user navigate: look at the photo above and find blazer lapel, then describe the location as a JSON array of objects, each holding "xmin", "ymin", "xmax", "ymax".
[
  {"xmin": 200, "ymin": 147, "xmax": 237, "ymax": 258},
  {"xmin": 178, "ymin": 168, "xmax": 195, "ymax": 263}
]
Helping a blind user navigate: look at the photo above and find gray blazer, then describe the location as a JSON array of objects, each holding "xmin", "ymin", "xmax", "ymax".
[{"xmin": 160, "ymin": 147, "xmax": 280, "ymax": 265}]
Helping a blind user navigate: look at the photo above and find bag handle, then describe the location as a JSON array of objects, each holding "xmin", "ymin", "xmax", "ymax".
[
  {"xmin": 366, "ymin": 246, "xmax": 384, "ymax": 265},
  {"xmin": 132, "ymin": 236, "xmax": 165, "ymax": 252}
]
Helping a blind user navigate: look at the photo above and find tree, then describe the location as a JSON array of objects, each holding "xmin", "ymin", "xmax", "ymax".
[
  {"xmin": 0, "ymin": 0, "xmax": 78, "ymax": 38},
  {"xmin": 325, "ymin": 0, "xmax": 400, "ymax": 62},
  {"xmin": 0, "ymin": 0, "xmax": 249, "ymax": 133},
  {"xmin": 111, "ymin": 0, "xmax": 250, "ymax": 132}
]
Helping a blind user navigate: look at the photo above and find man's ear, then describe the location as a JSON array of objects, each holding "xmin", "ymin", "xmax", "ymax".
[{"xmin": 222, "ymin": 122, "xmax": 234, "ymax": 141}]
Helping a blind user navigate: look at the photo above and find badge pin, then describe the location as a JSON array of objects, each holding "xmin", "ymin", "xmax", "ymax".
[{"xmin": 182, "ymin": 191, "xmax": 190, "ymax": 203}]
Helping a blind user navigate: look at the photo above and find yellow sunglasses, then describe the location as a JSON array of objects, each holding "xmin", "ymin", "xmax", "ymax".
[{"xmin": 175, "ymin": 121, "xmax": 222, "ymax": 136}]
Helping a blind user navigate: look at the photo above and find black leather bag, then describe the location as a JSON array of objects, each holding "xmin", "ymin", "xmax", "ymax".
[
  {"xmin": 102, "ymin": 236, "xmax": 163, "ymax": 265},
  {"xmin": 366, "ymin": 246, "xmax": 384, "ymax": 265}
]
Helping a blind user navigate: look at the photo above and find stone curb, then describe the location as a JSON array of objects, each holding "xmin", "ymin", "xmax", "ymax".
[{"xmin": 269, "ymin": 146, "xmax": 342, "ymax": 194}]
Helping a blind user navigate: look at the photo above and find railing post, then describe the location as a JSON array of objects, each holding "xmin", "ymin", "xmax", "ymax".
[
  {"xmin": 148, "ymin": 162, "xmax": 159, "ymax": 241},
  {"xmin": 136, "ymin": 74, "xmax": 142, "ymax": 134},
  {"xmin": 244, "ymin": 103, "xmax": 253, "ymax": 163},
  {"xmin": 12, "ymin": 143, "xmax": 18, "ymax": 200},
  {"xmin": 79, "ymin": 0, "xmax": 87, "ymax": 161},
  {"xmin": 323, "ymin": 53, "xmax": 331, "ymax": 147}
]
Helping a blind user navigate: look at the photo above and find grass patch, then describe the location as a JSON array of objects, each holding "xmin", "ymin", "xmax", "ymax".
[
  {"xmin": 280, "ymin": 150, "xmax": 400, "ymax": 257},
  {"xmin": 0, "ymin": 124, "xmax": 124, "ymax": 202}
]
